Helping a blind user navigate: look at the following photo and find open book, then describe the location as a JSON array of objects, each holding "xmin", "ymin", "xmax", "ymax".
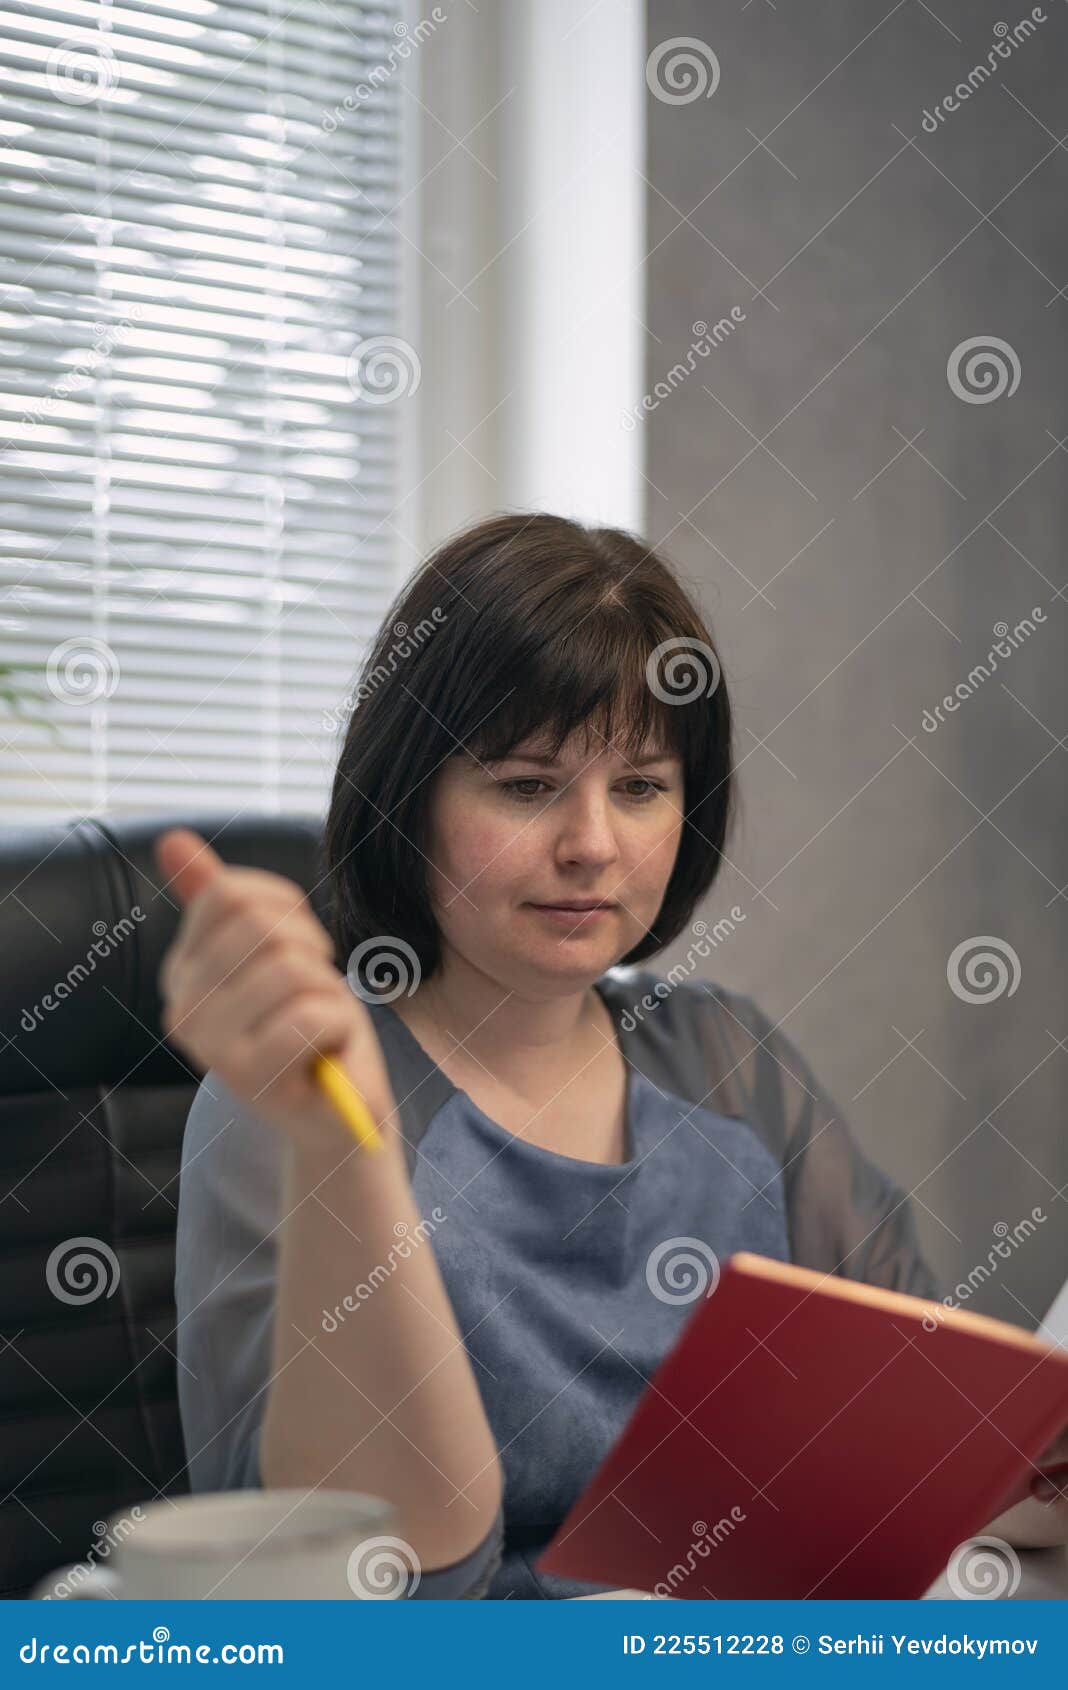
[{"xmin": 536, "ymin": 1252, "xmax": 1068, "ymax": 1599}]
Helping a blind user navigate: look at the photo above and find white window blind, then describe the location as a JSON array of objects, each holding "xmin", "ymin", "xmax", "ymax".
[{"xmin": 0, "ymin": 0, "xmax": 413, "ymax": 822}]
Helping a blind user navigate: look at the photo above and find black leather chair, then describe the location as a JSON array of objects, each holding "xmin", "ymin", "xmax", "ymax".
[{"xmin": 0, "ymin": 812, "xmax": 330, "ymax": 1598}]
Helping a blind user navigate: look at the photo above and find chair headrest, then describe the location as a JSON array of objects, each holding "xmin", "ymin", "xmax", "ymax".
[{"xmin": 0, "ymin": 812, "xmax": 328, "ymax": 1096}]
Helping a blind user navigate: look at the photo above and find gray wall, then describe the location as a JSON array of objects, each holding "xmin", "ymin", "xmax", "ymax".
[{"xmin": 644, "ymin": 0, "xmax": 1067, "ymax": 1321}]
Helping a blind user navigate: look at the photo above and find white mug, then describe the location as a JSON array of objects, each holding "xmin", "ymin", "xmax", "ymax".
[{"xmin": 32, "ymin": 1489, "xmax": 411, "ymax": 1600}]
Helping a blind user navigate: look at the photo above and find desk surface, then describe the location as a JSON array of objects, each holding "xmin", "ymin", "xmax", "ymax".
[
  {"xmin": 924, "ymin": 1544, "xmax": 1068, "ymax": 1600},
  {"xmin": 573, "ymin": 1546, "xmax": 1068, "ymax": 1601}
]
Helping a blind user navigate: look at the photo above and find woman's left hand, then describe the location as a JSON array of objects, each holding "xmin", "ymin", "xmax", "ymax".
[
  {"xmin": 1028, "ymin": 1425, "xmax": 1068, "ymax": 1507},
  {"xmin": 982, "ymin": 1424, "xmax": 1068, "ymax": 1548}
]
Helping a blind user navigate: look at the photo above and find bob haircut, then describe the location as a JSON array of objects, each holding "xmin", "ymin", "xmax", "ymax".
[{"xmin": 324, "ymin": 511, "xmax": 735, "ymax": 987}]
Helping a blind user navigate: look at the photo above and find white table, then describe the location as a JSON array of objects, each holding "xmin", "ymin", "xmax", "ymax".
[
  {"xmin": 574, "ymin": 1546, "xmax": 1068, "ymax": 1601},
  {"xmin": 924, "ymin": 1544, "xmax": 1068, "ymax": 1600}
]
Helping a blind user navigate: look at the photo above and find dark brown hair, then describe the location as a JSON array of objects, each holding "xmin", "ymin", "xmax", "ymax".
[{"xmin": 324, "ymin": 511, "xmax": 734, "ymax": 986}]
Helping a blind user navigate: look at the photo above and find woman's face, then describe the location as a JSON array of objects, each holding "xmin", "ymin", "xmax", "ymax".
[{"xmin": 423, "ymin": 725, "xmax": 685, "ymax": 994}]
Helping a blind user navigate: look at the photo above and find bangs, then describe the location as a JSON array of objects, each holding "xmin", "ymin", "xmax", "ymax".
[{"xmin": 462, "ymin": 614, "xmax": 690, "ymax": 769}]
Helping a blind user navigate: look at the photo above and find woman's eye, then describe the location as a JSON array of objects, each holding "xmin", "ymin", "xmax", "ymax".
[{"xmin": 498, "ymin": 778, "xmax": 664, "ymax": 803}]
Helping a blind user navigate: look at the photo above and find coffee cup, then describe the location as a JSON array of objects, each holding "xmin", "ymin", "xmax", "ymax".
[{"xmin": 32, "ymin": 1489, "xmax": 414, "ymax": 1600}]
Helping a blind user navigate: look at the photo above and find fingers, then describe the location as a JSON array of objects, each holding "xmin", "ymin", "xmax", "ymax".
[
  {"xmin": 1031, "ymin": 1462, "xmax": 1068, "ymax": 1507},
  {"xmin": 161, "ymin": 892, "xmax": 333, "ymax": 1007},
  {"xmin": 225, "ymin": 991, "xmax": 363, "ymax": 1100},
  {"xmin": 154, "ymin": 827, "xmax": 226, "ymax": 908},
  {"xmin": 164, "ymin": 944, "xmax": 340, "ymax": 1054},
  {"xmin": 157, "ymin": 827, "xmax": 245, "ymax": 962},
  {"xmin": 170, "ymin": 862, "xmax": 321, "ymax": 963},
  {"xmin": 1038, "ymin": 1427, "xmax": 1068, "ymax": 1466},
  {"xmin": 153, "ymin": 827, "xmax": 371, "ymax": 1148},
  {"xmin": 156, "ymin": 827, "xmax": 334, "ymax": 1004},
  {"xmin": 1028, "ymin": 1419, "xmax": 1068, "ymax": 1506}
]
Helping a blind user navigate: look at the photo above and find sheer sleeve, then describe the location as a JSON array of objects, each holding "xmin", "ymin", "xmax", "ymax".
[
  {"xmin": 174, "ymin": 1068, "xmax": 503, "ymax": 1598},
  {"xmin": 686, "ymin": 982, "xmax": 941, "ymax": 1301}
]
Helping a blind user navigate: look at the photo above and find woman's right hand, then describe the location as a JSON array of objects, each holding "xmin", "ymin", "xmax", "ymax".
[{"xmin": 154, "ymin": 827, "xmax": 399, "ymax": 1159}]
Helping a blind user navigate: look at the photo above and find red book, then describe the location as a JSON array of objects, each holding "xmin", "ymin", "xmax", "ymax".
[{"xmin": 536, "ymin": 1252, "xmax": 1068, "ymax": 1599}]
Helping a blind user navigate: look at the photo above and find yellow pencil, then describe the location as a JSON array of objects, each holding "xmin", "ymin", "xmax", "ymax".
[{"xmin": 313, "ymin": 1053, "xmax": 384, "ymax": 1153}]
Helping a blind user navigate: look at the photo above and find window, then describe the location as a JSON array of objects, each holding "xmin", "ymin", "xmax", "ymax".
[{"xmin": 0, "ymin": 0, "xmax": 416, "ymax": 820}]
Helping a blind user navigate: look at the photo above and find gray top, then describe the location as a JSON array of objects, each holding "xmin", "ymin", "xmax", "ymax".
[{"xmin": 174, "ymin": 967, "xmax": 939, "ymax": 1599}]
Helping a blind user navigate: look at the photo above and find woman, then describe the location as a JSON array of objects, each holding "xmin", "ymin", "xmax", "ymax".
[{"xmin": 162, "ymin": 512, "xmax": 1068, "ymax": 1600}]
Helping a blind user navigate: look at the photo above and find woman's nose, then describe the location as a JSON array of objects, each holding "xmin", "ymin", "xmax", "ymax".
[{"xmin": 552, "ymin": 795, "xmax": 621, "ymax": 867}]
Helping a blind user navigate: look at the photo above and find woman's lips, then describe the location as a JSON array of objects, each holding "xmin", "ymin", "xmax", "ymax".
[{"xmin": 526, "ymin": 903, "xmax": 615, "ymax": 927}]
